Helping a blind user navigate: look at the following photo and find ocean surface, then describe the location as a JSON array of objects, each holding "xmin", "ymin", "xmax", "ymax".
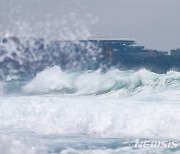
[{"xmin": 0, "ymin": 66, "xmax": 179, "ymax": 154}]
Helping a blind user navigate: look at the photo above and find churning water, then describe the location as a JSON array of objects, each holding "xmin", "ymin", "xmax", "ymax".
[
  {"xmin": 0, "ymin": 9, "xmax": 179, "ymax": 153},
  {"xmin": 0, "ymin": 66, "xmax": 180, "ymax": 154}
]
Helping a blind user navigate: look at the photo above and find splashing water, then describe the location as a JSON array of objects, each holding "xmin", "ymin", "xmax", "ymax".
[
  {"xmin": 0, "ymin": 66, "xmax": 180, "ymax": 153},
  {"xmin": 21, "ymin": 66, "xmax": 180, "ymax": 97},
  {"xmin": 0, "ymin": 4, "xmax": 180, "ymax": 153},
  {"xmin": 1, "ymin": 17, "xmax": 180, "ymax": 152}
]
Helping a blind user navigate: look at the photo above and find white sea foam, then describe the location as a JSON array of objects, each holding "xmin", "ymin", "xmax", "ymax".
[
  {"xmin": 60, "ymin": 147, "xmax": 165, "ymax": 154},
  {"xmin": 23, "ymin": 66, "xmax": 180, "ymax": 97},
  {"xmin": 1, "ymin": 67, "xmax": 180, "ymax": 153},
  {"xmin": 23, "ymin": 66, "xmax": 72, "ymax": 93},
  {"xmin": 0, "ymin": 135, "xmax": 47, "ymax": 154},
  {"xmin": 0, "ymin": 95, "xmax": 179, "ymax": 140}
]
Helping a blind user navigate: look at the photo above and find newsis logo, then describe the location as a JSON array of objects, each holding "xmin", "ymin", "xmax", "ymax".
[{"xmin": 134, "ymin": 140, "xmax": 178, "ymax": 149}]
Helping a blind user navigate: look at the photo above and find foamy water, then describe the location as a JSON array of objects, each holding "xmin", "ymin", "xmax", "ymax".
[{"xmin": 0, "ymin": 66, "xmax": 180, "ymax": 153}]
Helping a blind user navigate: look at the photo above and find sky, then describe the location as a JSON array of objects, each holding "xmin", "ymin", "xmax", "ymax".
[{"xmin": 0, "ymin": 0, "xmax": 180, "ymax": 51}]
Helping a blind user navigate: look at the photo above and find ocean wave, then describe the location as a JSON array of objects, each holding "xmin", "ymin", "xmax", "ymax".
[
  {"xmin": 0, "ymin": 96, "xmax": 179, "ymax": 140},
  {"xmin": 1, "ymin": 67, "xmax": 180, "ymax": 153},
  {"xmin": 22, "ymin": 66, "xmax": 180, "ymax": 96},
  {"xmin": 0, "ymin": 134, "xmax": 170, "ymax": 154}
]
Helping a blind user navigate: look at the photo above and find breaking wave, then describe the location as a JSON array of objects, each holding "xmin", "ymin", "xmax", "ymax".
[
  {"xmin": 22, "ymin": 66, "xmax": 180, "ymax": 96},
  {"xmin": 0, "ymin": 92, "xmax": 180, "ymax": 140},
  {"xmin": 1, "ymin": 66, "xmax": 180, "ymax": 153}
]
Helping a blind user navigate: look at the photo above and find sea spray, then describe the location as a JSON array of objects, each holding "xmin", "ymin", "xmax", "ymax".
[
  {"xmin": 23, "ymin": 66, "xmax": 72, "ymax": 93},
  {"xmin": 0, "ymin": 82, "xmax": 4, "ymax": 95}
]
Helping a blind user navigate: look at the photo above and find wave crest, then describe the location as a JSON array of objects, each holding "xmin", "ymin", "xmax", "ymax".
[{"xmin": 22, "ymin": 66, "xmax": 180, "ymax": 96}]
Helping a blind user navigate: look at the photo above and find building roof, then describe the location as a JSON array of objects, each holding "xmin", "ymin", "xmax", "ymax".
[{"xmin": 83, "ymin": 37, "xmax": 135, "ymax": 41}]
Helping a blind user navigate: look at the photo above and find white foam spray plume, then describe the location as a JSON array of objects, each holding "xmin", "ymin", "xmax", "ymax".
[
  {"xmin": 23, "ymin": 66, "xmax": 180, "ymax": 98},
  {"xmin": 0, "ymin": 9, "xmax": 100, "ymax": 79}
]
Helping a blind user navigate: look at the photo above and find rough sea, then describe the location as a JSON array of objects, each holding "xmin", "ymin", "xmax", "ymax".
[
  {"xmin": 0, "ymin": 65, "xmax": 180, "ymax": 154},
  {"xmin": 1, "ymin": 0, "xmax": 180, "ymax": 153}
]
